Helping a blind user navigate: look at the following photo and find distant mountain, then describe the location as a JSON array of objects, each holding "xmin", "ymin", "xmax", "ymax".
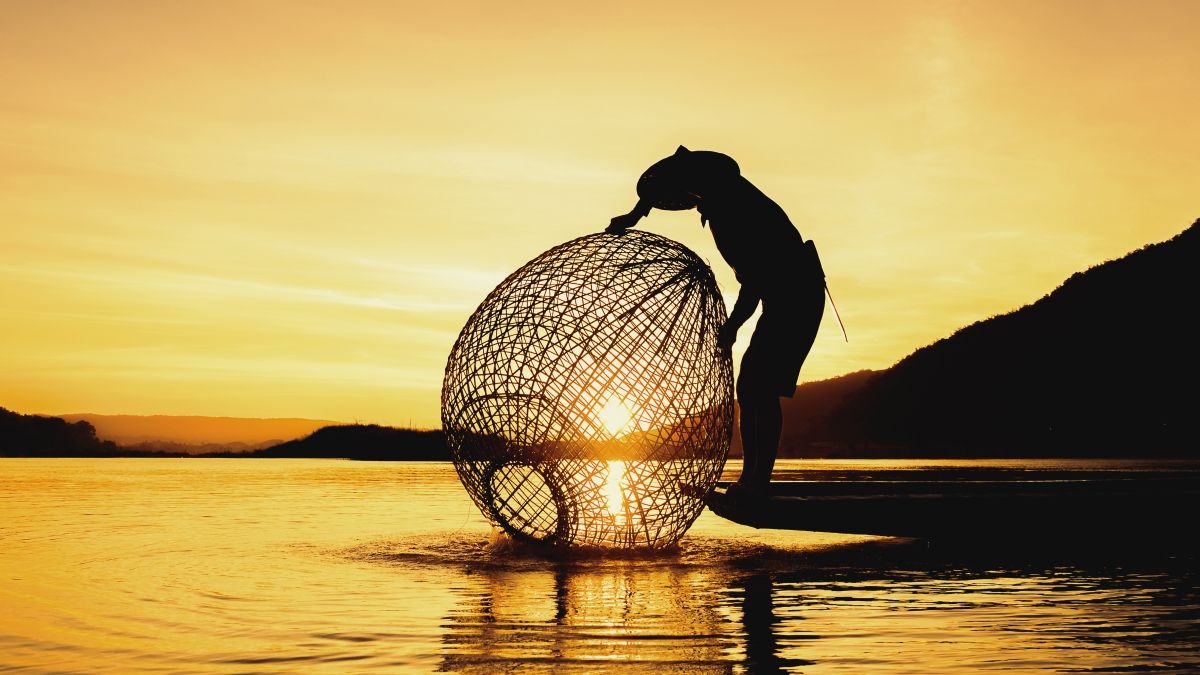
[
  {"xmin": 729, "ymin": 369, "xmax": 879, "ymax": 457},
  {"xmin": 250, "ymin": 424, "xmax": 447, "ymax": 460},
  {"xmin": 780, "ymin": 218, "xmax": 1200, "ymax": 457},
  {"xmin": 773, "ymin": 370, "xmax": 881, "ymax": 456},
  {"xmin": 0, "ymin": 408, "xmax": 443, "ymax": 459},
  {"xmin": 0, "ymin": 407, "xmax": 164, "ymax": 457},
  {"xmin": 57, "ymin": 413, "xmax": 341, "ymax": 452}
]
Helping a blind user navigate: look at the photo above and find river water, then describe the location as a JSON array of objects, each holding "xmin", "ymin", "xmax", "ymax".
[{"xmin": 1, "ymin": 458, "xmax": 1197, "ymax": 673}]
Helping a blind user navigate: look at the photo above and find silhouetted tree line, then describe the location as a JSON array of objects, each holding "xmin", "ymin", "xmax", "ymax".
[
  {"xmin": 0, "ymin": 408, "xmax": 447, "ymax": 459},
  {"xmin": 0, "ymin": 407, "xmax": 182, "ymax": 457},
  {"xmin": 249, "ymin": 424, "xmax": 448, "ymax": 460},
  {"xmin": 779, "ymin": 218, "xmax": 1200, "ymax": 457}
]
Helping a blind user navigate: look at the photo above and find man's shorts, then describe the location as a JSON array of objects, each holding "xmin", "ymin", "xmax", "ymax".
[{"xmin": 737, "ymin": 274, "xmax": 825, "ymax": 399}]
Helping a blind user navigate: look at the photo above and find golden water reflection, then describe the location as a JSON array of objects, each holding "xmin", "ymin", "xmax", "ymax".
[
  {"xmin": 436, "ymin": 549, "xmax": 1200, "ymax": 674},
  {"xmin": 441, "ymin": 562, "xmax": 735, "ymax": 673},
  {"xmin": 438, "ymin": 561, "xmax": 832, "ymax": 674},
  {"xmin": 2, "ymin": 459, "xmax": 1199, "ymax": 673}
]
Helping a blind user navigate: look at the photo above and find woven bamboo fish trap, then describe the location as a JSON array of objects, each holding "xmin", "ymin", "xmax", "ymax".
[{"xmin": 441, "ymin": 231, "xmax": 734, "ymax": 548}]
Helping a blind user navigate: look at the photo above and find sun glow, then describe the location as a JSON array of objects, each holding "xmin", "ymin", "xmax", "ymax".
[{"xmin": 596, "ymin": 396, "xmax": 635, "ymax": 438}]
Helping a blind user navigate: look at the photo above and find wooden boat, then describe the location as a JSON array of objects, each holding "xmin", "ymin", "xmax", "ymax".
[{"xmin": 706, "ymin": 467, "xmax": 1200, "ymax": 543}]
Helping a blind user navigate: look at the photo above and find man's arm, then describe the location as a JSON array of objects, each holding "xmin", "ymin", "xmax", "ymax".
[
  {"xmin": 607, "ymin": 199, "xmax": 652, "ymax": 234},
  {"xmin": 718, "ymin": 284, "xmax": 760, "ymax": 352}
]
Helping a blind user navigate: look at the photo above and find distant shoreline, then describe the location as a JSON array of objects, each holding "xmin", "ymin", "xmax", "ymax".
[{"xmin": 5, "ymin": 406, "xmax": 1199, "ymax": 461}]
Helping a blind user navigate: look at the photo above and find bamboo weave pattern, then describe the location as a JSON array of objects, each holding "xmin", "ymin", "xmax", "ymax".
[{"xmin": 442, "ymin": 231, "xmax": 734, "ymax": 547}]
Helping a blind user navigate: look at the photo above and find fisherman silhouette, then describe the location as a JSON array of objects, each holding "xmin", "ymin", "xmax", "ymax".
[{"xmin": 608, "ymin": 146, "xmax": 826, "ymax": 496}]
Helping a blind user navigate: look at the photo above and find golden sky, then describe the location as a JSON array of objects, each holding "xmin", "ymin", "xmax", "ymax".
[{"xmin": 2, "ymin": 1, "xmax": 1197, "ymax": 427}]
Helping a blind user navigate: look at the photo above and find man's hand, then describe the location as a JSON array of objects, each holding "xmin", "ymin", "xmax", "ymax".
[
  {"xmin": 606, "ymin": 212, "xmax": 640, "ymax": 234},
  {"xmin": 717, "ymin": 322, "xmax": 737, "ymax": 355}
]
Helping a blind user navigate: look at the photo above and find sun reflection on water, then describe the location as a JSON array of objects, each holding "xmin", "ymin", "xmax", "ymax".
[{"xmin": 604, "ymin": 460, "xmax": 626, "ymax": 521}]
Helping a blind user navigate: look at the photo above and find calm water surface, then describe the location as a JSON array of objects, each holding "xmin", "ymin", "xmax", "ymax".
[{"xmin": 2, "ymin": 458, "xmax": 1198, "ymax": 673}]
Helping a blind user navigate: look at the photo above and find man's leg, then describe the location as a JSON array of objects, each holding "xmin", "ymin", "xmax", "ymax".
[
  {"xmin": 737, "ymin": 401, "xmax": 758, "ymax": 485},
  {"xmin": 743, "ymin": 392, "xmax": 781, "ymax": 489},
  {"xmin": 735, "ymin": 281, "xmax": 822, "ymax": 491}
]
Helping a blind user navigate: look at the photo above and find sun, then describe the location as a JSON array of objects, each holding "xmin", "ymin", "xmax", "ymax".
[{"xmin": 596, "ymin": 396, "xmax": 635, "ymax": 438}]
